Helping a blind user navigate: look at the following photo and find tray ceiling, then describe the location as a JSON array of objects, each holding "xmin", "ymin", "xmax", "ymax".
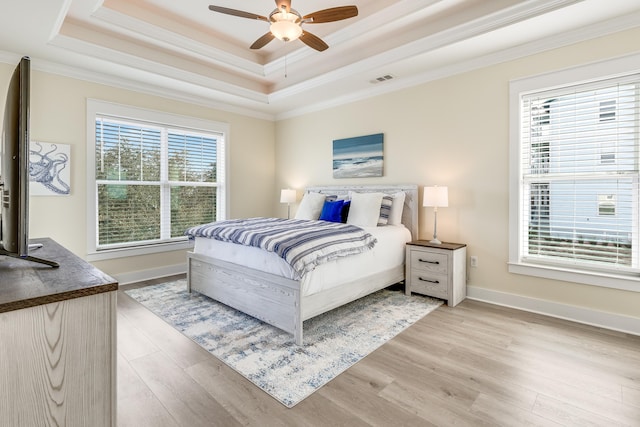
[{"xmin": 1, "ymin": 0, "xmax": 640, "ymax": 120}]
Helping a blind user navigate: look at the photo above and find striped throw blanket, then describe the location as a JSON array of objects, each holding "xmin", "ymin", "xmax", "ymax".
[{"xmin": 186, "ymin": 217, "xmax": 377, "ymax": 278}]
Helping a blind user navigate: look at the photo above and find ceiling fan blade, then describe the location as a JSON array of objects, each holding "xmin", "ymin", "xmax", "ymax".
[
  {"xmin": 299, "ymin": 31, "xmax": 328, "ymax": 52},
  {"xmin": 208, "ymin": 5, "xmax": 268, "ymax": 22},
  {"xmin": 303, "ymin": 6, "xmax": 358, "ymax": 23},
  {"xmin": 275, "ymin": 0, "xmax": 291, "ymax": 12},
  {"xmin": 250, "ymin": 32, "xmax": 276, "ymax": 49}
]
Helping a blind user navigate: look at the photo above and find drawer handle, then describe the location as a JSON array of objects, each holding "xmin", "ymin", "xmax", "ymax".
[
  {"xmin": 418, "ymin": 258, "xmax": 439, "ymax": 265},
  {"xmin": 419, "ymin": 277, "xmax": 440, "ymax": 284}
]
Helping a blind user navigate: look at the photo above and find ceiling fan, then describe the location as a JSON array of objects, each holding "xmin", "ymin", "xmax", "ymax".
[{"xmin": 208, "ymin": 0, "xmax": 358, "ymax": 52}]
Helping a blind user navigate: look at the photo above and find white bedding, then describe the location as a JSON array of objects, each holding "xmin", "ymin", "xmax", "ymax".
[{"xmin": 193, "ymin": 224, "xmax": 411, "ymax": 297}]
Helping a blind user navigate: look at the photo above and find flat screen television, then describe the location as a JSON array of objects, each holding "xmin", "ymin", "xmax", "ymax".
[{"xmin": 0, "ymin": 56, "xmax": 58, "ymax": 267}]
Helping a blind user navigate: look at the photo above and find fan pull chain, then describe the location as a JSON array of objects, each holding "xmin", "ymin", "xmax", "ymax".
[{"xmin": 284, "ymin": 54, "xmax": 288, "ymax": 78}]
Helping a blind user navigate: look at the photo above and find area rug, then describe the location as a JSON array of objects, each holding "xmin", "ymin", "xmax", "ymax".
[{"xmin": 125, "ymin": 279, "xmax": 442, "ymax": 407}]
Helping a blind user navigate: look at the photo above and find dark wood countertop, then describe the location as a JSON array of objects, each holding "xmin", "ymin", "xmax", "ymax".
[
  {"xmin": 0, "ymin": 238, "xmax": 118, "ymax": 313},
  {"xmin": 406, "ymin": 240, "xmax": 467, "ymax": 250}
]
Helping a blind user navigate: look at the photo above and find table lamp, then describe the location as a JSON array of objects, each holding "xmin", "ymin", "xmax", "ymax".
[
  {"xmin": 280, "ymin": 189, "xmax": 296, "ymax": 219},
  {"xmin": 423, "ymin": 185, "xmax": 448, "ymax": 244}
]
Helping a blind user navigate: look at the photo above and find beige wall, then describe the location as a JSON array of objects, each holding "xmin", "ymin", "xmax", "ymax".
[
  {"xmin": 2, "ymin": 27, "xmax": 638, "ymax": 321},
  {"xmin": 275, "ymin": 28, "xmax": 640, "ymax": 320},
  {"xmin": 0, "ymin": 66, "xmax": 276, "ymax": 279}
]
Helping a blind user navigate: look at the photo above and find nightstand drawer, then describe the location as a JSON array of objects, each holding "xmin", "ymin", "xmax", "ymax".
[
  {"xmin": 410, "ymin": 272, "xmax": 448, "ymax": 299},
  {"xmin": 410, "ymin": 251, "xmax": 448, "ymax": 275}
]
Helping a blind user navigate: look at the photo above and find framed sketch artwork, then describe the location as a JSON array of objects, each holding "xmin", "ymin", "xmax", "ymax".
[
  {"xmin": 332, "ymin": 133, "xmax": 384, "ymax": 178},
  {"xmin": 29, "ymin": 141, "xmax": 71, "ymax": 196}
]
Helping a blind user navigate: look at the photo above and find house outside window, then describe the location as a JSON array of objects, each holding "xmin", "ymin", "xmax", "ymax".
[
  {"xmin": 597, "ymin": 194, "xmax": 616, "ymax": 217},
  {"xmin": 86, "ymin": 100, "xmax": 228, "ymax": 260},
  {"xmin": 509, "ymin": 54, "xmax": 640, "ymax": 291}
]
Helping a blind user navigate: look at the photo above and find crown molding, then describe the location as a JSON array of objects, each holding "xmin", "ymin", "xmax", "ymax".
[
  {"xmin": 90, "ymin": 7, "xmax": 267, "ymax": 78},
  {"xmin": 269, "ymin": 0, "xmax": 588, "ymax": 103},
  {"xmin": 50, "ymin": 31, "xmax": 270, "ymax": 103},
  {"xmin": 1, "ymin": 48, "xmax": 275, "ymax": 120},
  {"xmin": 276, "ymin": 11, "xmax": 640, "ymax": 120},
  {"xmin": 263, "ymin": 0, "xmax": 444, "ymax": 76},
  {"xmin": 30, "ymin": 52, "xmax": 277, "ymax": 121},
  {"xmin": 5, "ymin": 3, "xmax": 639, "ymax": 122},
  {"xmin": 0, "ymin": 51, "xmax": 25, "ymax": 65},
  {"xmin": 49, "ymin": 0, "xmax": 74, "ymax": 41}
]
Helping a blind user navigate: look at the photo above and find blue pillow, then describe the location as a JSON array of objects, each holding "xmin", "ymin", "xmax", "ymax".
[
  {"xmin": 340, "ymin": 201, "xmax": 351, "ymax": 223},
  {"xmin": 319, "ymin": 200, "xmax": 345, "ymax": 223}
]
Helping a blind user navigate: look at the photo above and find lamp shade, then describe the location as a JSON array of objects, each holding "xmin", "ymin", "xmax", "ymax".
[
  {"xmin": 270, "ymin": 14, "xmax": 303, "ymax": 42},
  {"xmin": 423, "ymin": 186, "xmax": 448, "ymax": 208},
  {"xmin": 280, "ymin": 189, "xmax": 296, "ymax": 204}
]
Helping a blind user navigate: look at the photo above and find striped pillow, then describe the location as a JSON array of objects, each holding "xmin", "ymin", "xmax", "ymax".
[{"xmin": 378, "ymin": 195, "xmax": 393, "ymax": 225}]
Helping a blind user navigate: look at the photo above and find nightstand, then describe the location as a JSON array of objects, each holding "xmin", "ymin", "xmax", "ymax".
[{"xmin": 405, "ymin": 240, "xmax": 467, "ymax": 307}]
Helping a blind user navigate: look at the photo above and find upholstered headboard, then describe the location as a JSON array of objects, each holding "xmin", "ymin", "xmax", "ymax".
[{"xmin": 304, "ymin": 184, "xmax": 419, "ymax": 241}]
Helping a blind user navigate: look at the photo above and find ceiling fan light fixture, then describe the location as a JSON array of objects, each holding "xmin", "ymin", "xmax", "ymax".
[
  {"xmin": 270, "ymin": 10, "xmax": 303, "ymax": 42},
  {"xmin": 209, "ymin": 3, "xmax": 358, "ymax": 51}
]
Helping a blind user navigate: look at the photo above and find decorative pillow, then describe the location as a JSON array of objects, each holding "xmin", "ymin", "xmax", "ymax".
[
  {"xmin": 294, "ymin": 192, "xmax": 326, "ymax": 220},
  {"xmin": 378, "ymin": 195, "xmax": 393, "ymax": 225},
  {"xmin": 319, "ymin": 200, "xmax": 345, "ymax": 223},
  {"xmin": 347, "ymin": 192, "xmax": 384, "ymax": 227},
  {"xmin": 388, "ymin": 191, "xmax": 406, "ymax": 225},
  {"xmin": 340, "ymin": 201, "xmax": 351, "ymax": 223}
]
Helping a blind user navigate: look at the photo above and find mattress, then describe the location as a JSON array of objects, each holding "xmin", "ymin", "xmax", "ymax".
[{"xmin": 193, "ymin": 224, "xmax": 411, "ymax": 296}]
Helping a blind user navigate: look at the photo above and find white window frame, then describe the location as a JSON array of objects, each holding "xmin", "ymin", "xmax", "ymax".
[
  {"xmin": 86, "ymin": 99, "xmax": 229, "ymax": 261},
  {"xmin": 509, "ymin": 52, "xmax": 640, "ymax": 292}
]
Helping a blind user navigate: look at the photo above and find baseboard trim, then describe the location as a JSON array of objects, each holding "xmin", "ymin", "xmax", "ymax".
[
  {"xmin": 466, "ymin": 285, "xmax": 640, "ymax": 336},
  {"xmin": 112, "ymin": 263, "xmax": 187, "ymax": 286},
  {"xmin": 113, "ymin": 270, "xmax": 640, "ymax": 336}
]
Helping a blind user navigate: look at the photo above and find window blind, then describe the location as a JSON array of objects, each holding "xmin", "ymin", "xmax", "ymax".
[
  {"xmin": 519, "ymin": 74, "xmax": 640, "ymax": 274},
  {"xmin": 166, "ymin": 131, "xmax": 218, "ymax": 239}
]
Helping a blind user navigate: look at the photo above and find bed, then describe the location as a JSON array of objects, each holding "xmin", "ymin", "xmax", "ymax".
[{"xmin": 186, "ymin": 184, "xmax": 418, "ymax": 345}]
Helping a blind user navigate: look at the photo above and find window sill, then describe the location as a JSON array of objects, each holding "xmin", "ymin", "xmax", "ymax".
[
  {"xmin": 87, "ymin": 240, "xmax": 194, "ymax": 262},
  {"xmin": 508, "ymin": 262, "xmax": 640, "ymax": 293}
]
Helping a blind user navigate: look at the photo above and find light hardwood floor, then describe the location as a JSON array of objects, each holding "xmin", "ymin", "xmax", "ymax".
[{"xmin": 117, "ymin": 275, "xmax": 640, "ymax": 426}]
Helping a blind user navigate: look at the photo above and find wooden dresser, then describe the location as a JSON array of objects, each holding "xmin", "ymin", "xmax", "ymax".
[{"xmin": 0, "ymin": 238, "xmax": 118, "ymax": 427}]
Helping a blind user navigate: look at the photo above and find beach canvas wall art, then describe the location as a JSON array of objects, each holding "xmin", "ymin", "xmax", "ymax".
[
  {"xmin": 29, "ymin": 141, "xmax": 71, "ymax": 196},
  {"xmin": 333, "ymin": 133, "xmax": 383, "ymax": 178}
]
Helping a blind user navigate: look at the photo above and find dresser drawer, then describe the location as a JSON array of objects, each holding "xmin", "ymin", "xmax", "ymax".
[
  {"xmin": 409, "ymin": 271, "xmax": 448, "ymax": 299},
  {"xmin": 410, "ymin": 250, "xmax": 448, "ymax": 275}
]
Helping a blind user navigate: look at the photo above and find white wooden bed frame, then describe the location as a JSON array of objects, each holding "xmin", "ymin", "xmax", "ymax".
[{"xmin": 187, "ymin": 184, "xmax": 418, "ymax": 345}]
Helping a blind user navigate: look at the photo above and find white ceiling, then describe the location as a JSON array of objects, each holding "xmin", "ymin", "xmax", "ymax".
[{"xmin": 1, "ymin": 0, "xmax": 639, "ymax": 120}]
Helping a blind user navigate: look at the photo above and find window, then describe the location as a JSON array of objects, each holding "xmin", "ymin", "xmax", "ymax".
[
  {"xmin": 509, "ymin": 53, "xmax": 640, "ymax": 291},
  {"xmin": 599, "ymin": 99, "xmax": 617, "ymax": 122},
  {"xmin": 87, "ymin": 100, "xmax": 228, "ymax": 260},
  {"xmin": 597, "ymin": 194, "xmax": 616, "ymax": 216},
  {"xmin": 600, "ymin": 151, "xmax": 616, "ymax": 164}
]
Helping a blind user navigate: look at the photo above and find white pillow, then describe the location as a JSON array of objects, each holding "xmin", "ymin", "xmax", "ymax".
[
  {"xmin": 388, "ymin": 191, "xmax": 406, "ymax": 225},
  {"xmin": 347, "ymin": 192, "xmax": 384, "ymax": 227},
  {"xmin": 294, "ymin": 192, "xmax": 326, "ymax": 220}
]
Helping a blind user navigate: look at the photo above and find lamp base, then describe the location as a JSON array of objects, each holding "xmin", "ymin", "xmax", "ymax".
[{"xmin": 429, "ymin": 238, "xmax": 442, "ymax": 244}]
